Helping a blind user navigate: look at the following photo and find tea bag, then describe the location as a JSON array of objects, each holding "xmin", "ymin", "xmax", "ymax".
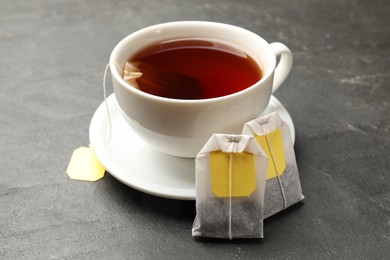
[
  {"xmin": 192, "ymin": 134, "xmax": 268, "ymax": 239},
  {"xmin": 123, "ymin": 61, "xmax": 203, "ymax": 99},
  {"xmin": 123, "ymin": 62, "xmax": 142, "ymax": 89},
  {"xmin": 242, "ymin": 112, "xmax": 304, "ymax": 218}
]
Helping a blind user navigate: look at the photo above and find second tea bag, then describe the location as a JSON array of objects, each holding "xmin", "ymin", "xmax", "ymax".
[
  {"xmin": 242, "ymin": 112, "xmax": 304, "ymax": 218},
  {"xmin": 192, "ymin": 134, "xmax": 268, "ymax": 239},
  {"xmin": 122, "ymin": 61, "xmax": 203, "ymax": 99}
]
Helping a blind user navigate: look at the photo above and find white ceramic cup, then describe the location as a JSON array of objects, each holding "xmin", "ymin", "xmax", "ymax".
[{"xmin": 110, "ymin": 21, "xmax": 292, "ymax": 158}]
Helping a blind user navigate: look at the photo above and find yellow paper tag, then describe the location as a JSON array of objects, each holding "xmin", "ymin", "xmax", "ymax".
[
  {"xmin": 66, "ymin": 147, "xmax": 105, "ymax": 181},
  {"xmin": 210, "ymin": 151, "xmax": 255, "ymax": 197},
  {"xmin": 255, "ymin": 128, "xmax": 286, "ymax": 180}
]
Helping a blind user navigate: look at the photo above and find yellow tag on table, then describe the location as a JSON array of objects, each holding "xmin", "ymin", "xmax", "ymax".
[
  {"xmin": 209, "ymin": 151, "xmax": 255, "ymax": 198},
  {"xmin": 66, "ymin": 147, "xmax": 105, "ymax": 181},
  {"xmin": 255, "ymin": 128, "xmax": 286, "ymax": 180}
]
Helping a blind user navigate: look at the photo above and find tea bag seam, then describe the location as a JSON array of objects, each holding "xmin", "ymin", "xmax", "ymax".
[
  {"xmin": 228, "ymin": 151, "xmax": 233, "ymax": 240},
  {"xmin": 263, "ymin": 126, "xmax": 287, "ymax": 209},
  {"xmin": 248, "ymin": 122, "xmax": 287, "ymax": 209},
  {"xmin": 227, "ymin": 135, "xmax": 236, "ymax": 240}
]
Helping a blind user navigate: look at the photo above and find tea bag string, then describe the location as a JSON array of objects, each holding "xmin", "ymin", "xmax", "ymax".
[
  {"xmin": 227, "ymin": 135, "xmax": 239, "ymax": 240},
  {"xmin": 89, "ymin": 61, "xmax": 120, "ymax": 150},
  {"xmin": 263, "ymin": 126, "xmax": 287, "ymax": 209},
  {"xmin": 228, "ymin": 151, "xmax": 233, "ymax": 240}
]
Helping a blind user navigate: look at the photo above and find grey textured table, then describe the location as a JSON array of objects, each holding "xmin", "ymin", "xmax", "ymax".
[{"xmin": 1, "ymin": 0, "xmax": 389, "ymax": 259}]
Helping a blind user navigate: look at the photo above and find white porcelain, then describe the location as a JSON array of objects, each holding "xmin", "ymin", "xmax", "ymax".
[
  {"xmin": 110, "ymin": 21, "xmax": 293, "ymax": 158},
  {"xmin": 89, "ymin": 94, "xmax": 295, "ymax": 200}
]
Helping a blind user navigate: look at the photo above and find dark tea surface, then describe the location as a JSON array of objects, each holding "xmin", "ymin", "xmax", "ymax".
[{"xmin": 128, "ymin": 38, "xmax": 262, "ymax": 99}]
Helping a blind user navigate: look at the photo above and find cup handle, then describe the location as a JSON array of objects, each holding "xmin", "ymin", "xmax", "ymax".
[{"xmin": 269, "ymin": 42, "xmax": 293, "ymax": 93}]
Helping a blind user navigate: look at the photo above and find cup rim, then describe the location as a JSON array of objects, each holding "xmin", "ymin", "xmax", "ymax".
[{"xmin": 109, "ymin": 21, "xmax": 276, "ymax": 104}]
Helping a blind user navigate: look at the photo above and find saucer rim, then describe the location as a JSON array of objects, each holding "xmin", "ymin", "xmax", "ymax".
[{"xmin": 89, "ymin": 94, "xmax": 294, "ymax": 200}]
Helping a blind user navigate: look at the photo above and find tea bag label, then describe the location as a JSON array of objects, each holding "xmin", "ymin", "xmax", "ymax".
[
  {"xmin": 255, "ymin": 128, "xmax": 286, "ymax": 180},
  {"xmin": 66, "ymin": 147, "xmax": 105, "ymax": 181},
  {"xmin": 209, "ymin": 151, "xmax": 256, "ymax": 197}
]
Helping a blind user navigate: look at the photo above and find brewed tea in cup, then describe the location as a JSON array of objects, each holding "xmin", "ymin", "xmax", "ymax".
[
  {"xmin": 110, "ymin": 21, "xmax": 292, "ymax": 158},
  {"xmin": 124, "ymin": 37, "xmax": 263, "ymax": 100}
]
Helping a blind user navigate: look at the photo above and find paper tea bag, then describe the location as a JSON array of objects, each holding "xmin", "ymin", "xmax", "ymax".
[
  {"xmin": 123, "ymin": 62, "xmax": 142, "ymax": 89},
  {"xmin": 242, "ymin": 112, "xmax": 304, "ymax": 219},
  {"xmin": 122, "ymin": 61, "xmax": 203, "ymax": 99},
  {"xmin": 192, "ymin": 134, "xmax": 268, "ymax": 239}
]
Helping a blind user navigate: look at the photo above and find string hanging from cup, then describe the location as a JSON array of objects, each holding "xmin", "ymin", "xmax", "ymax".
[
  {"xmin": 89, "ymin": 61, "xmax": 120, "ymax": 150},
  {"xmin": 66, "ymin": 61, "xmax": 120, "ymax": 182}
]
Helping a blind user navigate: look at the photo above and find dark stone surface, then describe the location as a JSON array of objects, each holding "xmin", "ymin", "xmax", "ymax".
[{"xmin": 1, "ymin": 0, "xmax": 389, "ymax": 259}]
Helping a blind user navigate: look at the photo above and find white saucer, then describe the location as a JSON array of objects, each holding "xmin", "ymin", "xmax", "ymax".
[{"xmin": 89, "ymin": 94, "xmax": 295, "ymax": 200}]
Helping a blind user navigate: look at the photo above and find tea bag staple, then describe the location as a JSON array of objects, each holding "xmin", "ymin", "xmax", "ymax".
[
  {"xmin": 192, "ymin": 134, "xmax": 268, "ymax": 239},
  {"xmin": 123, "ymin": 61, "xmax": 203, "ymax": 99},
  {"xmin": 242, "ymin": 112, "xmax": 304, "ymax": 219}
]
